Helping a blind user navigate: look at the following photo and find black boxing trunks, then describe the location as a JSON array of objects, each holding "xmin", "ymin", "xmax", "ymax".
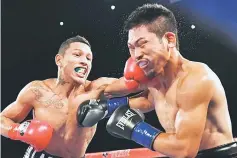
[
  {"xmin": 23, "ymin": 146, "xmax": 85, "ymax": 158},
  {"xmin": 196, "ymin": 142, "xmax": 237, "ymax": 158}
]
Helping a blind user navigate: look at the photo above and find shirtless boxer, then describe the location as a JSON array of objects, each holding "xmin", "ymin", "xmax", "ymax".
[
  {"xmin": 78, "ymin": 4, "xmax": 237, "ymax": 158},
  {"xmin": 0, "ymin": 35, "xmax": 137, "ymax": 158}
]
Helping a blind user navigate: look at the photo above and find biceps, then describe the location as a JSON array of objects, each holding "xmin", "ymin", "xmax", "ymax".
[
  {"xmin": 97, "ymin": 77, "xmax": 119, "ymax": 85},
  {"xmin": 176, "ymin": 103, "xmax": 208, "ymax": 142},
  {"xmin": 1, "ymin": 101, "xmax": 33, "ymax": 123}
]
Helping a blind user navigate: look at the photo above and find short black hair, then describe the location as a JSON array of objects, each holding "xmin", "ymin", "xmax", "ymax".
[
  {"xmin": 124, "ymin": 4, "xmax": 179, "ymax": 49},
  {"xmin": 58, "ymin": 35, "xmax": 91, "ymax": 55}
]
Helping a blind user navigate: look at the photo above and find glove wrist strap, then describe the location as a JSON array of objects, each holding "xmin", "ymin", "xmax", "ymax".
[
  {"xmin": 131, "ymin": 122, "xmax": 162, "ymax": 150},
  {"xmin": 8, "ymin": 123, "xmax": 19, "ymax": 140},
  {"xmin": 106, "ymin": 97, "xmax": 129, "ymax": 117}
]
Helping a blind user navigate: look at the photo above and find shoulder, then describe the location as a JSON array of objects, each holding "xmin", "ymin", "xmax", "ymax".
[
  {"xmin": 17, "ymin": 80, "xmax": 45, "ymax": 103},
  {"xmin": 179, "ymin": 61, "xmax": 215, "ymax": 88},
  {"xmin": 177, "ymin": 62, "xmax": 215, "ymax": 105},
  {"xmin": 22, "ymin": 80, "xmax": 44, "ymax": 91},
  {"xmin": 20, "ymin": 78, "xmax": 55, "ymax": 96},
  {"xmin": 28, "ymin": 79, "xmax": 55, "ymax": 91}
]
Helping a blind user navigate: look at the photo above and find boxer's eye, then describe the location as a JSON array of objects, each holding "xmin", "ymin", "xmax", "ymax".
[
  {"xmin": 87, "ymin": 57, "xmax": 92, "ymax": 61},
  {"xmin": 73, "ymin": 52, "xmax": 82, "ymax": 57},
  {"xmin": 138, "ymin": 40, "xmax": 147, "ymax": 48},
  {"xmin": 128, "ymin": 45, "xmax": 134, "ymax": 50}
]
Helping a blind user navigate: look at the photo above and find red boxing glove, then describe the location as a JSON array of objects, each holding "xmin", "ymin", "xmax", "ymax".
[
  {"xmin": 8, "ymin": 120, "xmax": 53, "ymax": 152},
  {"xmin": 124, "ymin": 57, "xmax": 149, "ymax": 90}
]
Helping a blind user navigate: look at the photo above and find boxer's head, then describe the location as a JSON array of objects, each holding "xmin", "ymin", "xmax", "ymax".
[
  {"xmin": 124, "ymin": 4, "xmax": 179, "ymax": 77},
  {"xmin": 55, "ymin": 35, "xmax": 92, "ymax": 84}
]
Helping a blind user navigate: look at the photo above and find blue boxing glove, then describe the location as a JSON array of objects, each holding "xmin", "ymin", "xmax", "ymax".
[
  {"xmin": 77, "ymin": 97, "xmax": 128, "ymax": 127},
  {"xmin": 106, "ymin": 106, "xmax": 162, "ymax": 150}
]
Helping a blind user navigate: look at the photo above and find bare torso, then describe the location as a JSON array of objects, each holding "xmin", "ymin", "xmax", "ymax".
[
  {"xmin": 30, "ymin": 79, "xmax": 107, "ymax": 158},
  {"xmin": 149, "ymin": 61, "xmax": 234, "ymax": 151}
]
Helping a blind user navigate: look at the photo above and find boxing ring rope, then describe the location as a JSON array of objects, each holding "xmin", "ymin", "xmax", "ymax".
[{"xmin": 85, "ymin": 148, "xmax": 167, "ymax": 158}]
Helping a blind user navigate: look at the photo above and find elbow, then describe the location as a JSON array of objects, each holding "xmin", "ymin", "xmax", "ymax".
[
  {"xmin": 179, "ymin": 150, "xmax": 198, "ymax": 158},
  {"xmin": 0, "ymin": 113, "xmax": 6, "ymax": 121},
  {"xmin": 173, "ymin": 139, "xmax": 199, "ymax": 158},
  {"xmin": 177, "ymin": 146, "xmax": 198, "ymax": 158}
]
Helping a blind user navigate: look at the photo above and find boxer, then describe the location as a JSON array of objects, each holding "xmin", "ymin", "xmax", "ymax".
[
  {"xmin": 0, "ymin": 35, "xmax": 138, "ymax": 158},
  {"xmin": 78, "ymin": 4, "xmax": 237, "ymax": 158}
]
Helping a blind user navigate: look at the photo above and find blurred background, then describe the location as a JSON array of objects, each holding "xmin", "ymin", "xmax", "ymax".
[{"xmin": 2, "ymin": 0, "xmax": 237, "ymax": 157}]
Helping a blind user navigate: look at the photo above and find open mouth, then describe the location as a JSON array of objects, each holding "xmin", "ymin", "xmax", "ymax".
[
  {"xmin": 74, "ymin": 67, "xmax": 87, "ymax": 77},
  {"xmin": 136, "ymin": 59, "xmax": 149, "ymax": 69}
]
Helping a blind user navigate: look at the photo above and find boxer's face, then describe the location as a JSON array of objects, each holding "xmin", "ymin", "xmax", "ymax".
[
  {"xmin": 57, "ymin": 42, "xmax": 93, "ymax": 84},
  {"xmin": 128, "ymin": 25, "xmax": 170, "ymax": 77}
]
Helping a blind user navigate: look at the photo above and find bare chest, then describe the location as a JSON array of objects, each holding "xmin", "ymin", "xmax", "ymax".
[
  {"xmin": 32, "ymin": 91, "xmax": 97, "ymax": 156},
  {"xmin": 31, "ymin": 87, "xmax": 69, "ymax": 128},
  {"xmin": 32, "ymin": 87, "xmax": 92, "ymax": 133},
  {"xmin": 149, "ymin": 85, "xmax": 179, "ymax": 133}
]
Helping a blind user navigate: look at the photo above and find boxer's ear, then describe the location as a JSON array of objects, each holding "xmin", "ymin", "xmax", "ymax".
[
  {"xmin": 55, "ymin": 54, "xmax": 63, "ymax": 67},
  {"xmin": 161, "ymin": 32, "xmax": 177, "ymax": 55},
  {"xmin": 164, "ymin": 32, "xmax": 176, "ymax": 48}
]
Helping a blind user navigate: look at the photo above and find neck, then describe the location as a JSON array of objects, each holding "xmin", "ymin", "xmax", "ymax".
[
  {"xmin": 158, "ymin": 50, "xmax": 186, "ymax": 89},
  {"xmin": 53, "ymin": 75, "xmax": 82, "ymax": 98}
]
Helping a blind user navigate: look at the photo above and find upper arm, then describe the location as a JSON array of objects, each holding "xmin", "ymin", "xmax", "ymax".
[
  {"xmin": 1, "ymin": 81, "xmax": 37, "ymax": 123},
  {"xmin": 97, "ymin": 77, "xmax": 119, "ymax": 85},
  {"xmin": 104, "ymin": 77, "xmax": 144, "ymax": 98},
  {"xmin": 175, "ymin": 71, "xmax": 214, "ymax": 153},
  {"xmin": 94, "ymin": 77, "xmax": 154, "ymax": 112},
  {"xmin": 89, "ymin": 77, "xmax": 118, "ymax": 89}
]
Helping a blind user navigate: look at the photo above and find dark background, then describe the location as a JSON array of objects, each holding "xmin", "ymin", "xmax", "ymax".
[{"xmin": 2, "ymin": 0, "xmax": 237, "ymax": 157}]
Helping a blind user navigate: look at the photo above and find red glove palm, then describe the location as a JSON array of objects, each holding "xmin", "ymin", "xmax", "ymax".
[
  {"xmin": 8, "ymin": 120, "xmax": 53, "ymax": 151},
  {"xmin": 124, "ymin": 57, "xmax": 149, "ymax": 90}
]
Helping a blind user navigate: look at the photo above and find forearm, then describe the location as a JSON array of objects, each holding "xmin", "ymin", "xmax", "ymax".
[
  {"xmin": 129, "ymin": 97, "xmax": 154, "ymax": 113},
  {"xmin": 104, "ymin": 77, "xmax": 139, "ymax": 98},
  {"xmin": 128, "ymin": 90, "xmax": 154, "ymax": 113},
  {"xmin": 153, "ymin": 133, "xmax": 192, "ymax": 158},
  {"xmin": 0, "ymin": 115, "xmax": 18, "ymax": 138},
  {"xmin": 67, "ymin": 111, "xmax": 82, "ymax": 136},
  {"xmin": 129, "ymin": 122, "xmax": 195, "ymax": 158},
  {"xmin": 106, "ymin": 96, "xmax": 153, "ymax": 117},
  {"xmin": 106, "ymin": 106, "xmax": 195, "ymax": 157}
]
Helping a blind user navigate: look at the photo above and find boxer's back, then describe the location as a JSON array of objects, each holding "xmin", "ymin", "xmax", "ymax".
[
  {"xmin": 151, "ymin": 61, "xmax": 234, "ymax": 151},
  {"xmin": 31, "ymin": 79, "xmax": 97, "ymax": 158},
  {"xmin": 198, "ymin": 65, "xmax": 233, "ymax": 150}
]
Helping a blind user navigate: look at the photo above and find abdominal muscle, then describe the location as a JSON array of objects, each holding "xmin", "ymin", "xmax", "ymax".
[
  {"xmin": 34, "ymin": 107, "xmax": 97, "ymax": 158},
  {"xmin": 44, "ymin": 126, "xmax": 97, "ymax": 158}
]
